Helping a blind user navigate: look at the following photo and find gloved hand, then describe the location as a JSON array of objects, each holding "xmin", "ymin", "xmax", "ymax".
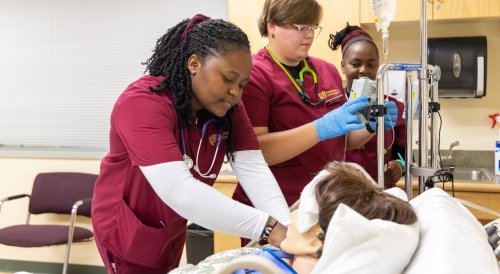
[
  {"xmin": 368, "ymin": 101, "xmax": 398, "ymax": 131},
  {"xmin": 314, "ymin": 96, "xmax": 370, "ymax": 141},
  {"xmin": 384, "ymin": 101, "xmax": 398, "ymax": 130}
]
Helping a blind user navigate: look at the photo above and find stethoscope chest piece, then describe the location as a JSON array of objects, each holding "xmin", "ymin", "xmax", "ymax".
[
  {"xmin": 179, "ymin": 118, "xmax": 223, "ymax": 179},
  {"xmin": 183, "ymin": 154, "xmax": 194, "ymax": 169}
]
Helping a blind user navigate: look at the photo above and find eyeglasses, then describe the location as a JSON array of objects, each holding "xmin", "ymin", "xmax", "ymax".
[{"xmin": 290, "ymin": 24, "xmax": 323, "ymax": 38}]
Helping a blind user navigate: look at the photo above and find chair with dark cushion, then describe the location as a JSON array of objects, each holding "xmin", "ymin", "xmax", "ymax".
[{"xmin": 0, "ymin": 172, "xmax": 98, "ymax": 274}]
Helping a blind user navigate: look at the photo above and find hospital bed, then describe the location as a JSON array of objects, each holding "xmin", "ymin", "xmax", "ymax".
[{"xmin": 170, "ymin": 187, "xmax": 500, "ymax": 274}]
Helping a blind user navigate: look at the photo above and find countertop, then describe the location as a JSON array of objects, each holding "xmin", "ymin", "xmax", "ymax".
[{"xmin": 214, "ymin": 173, "xmax": 500, "ymax": 224}]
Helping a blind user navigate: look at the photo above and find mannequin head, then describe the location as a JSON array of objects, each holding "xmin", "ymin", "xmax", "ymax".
[
  {"xmin": 282, "ymin": 162, "xmax": 417, "ymax": 257},
  {"xmin": 315, "ymin": 162, "xmax": 417, "ymax": 242}
]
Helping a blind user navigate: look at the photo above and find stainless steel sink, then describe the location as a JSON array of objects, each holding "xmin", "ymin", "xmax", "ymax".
[{"xmin": 451, "ymin": 168, "xmax": 494, "ymax": 181}]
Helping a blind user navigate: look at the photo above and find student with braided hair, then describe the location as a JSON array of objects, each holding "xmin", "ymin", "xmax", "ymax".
[
  {"xmin": 329, "ymin": 23, "xmax": 406, "ymax": 188},
  {"xmin": 91, "ymin": 14, "xmax": 291, "ymax": 273}
]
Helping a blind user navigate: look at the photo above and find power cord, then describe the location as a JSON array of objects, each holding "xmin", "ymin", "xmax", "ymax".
[
  {"xmin": 424, "ymin": 168, "xmax": 455, "ymax": 197},
  {"xmin": 435, "ymin": 111, "xmax": 443, "ymax": 168}
]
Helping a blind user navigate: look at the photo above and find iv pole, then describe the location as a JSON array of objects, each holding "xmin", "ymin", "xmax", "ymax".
[
  {"xmin": 417, "ymin": 0, "xmax": 431, "ymax": 194},
  {"xmin": 375, "ymin": 0, "xmax": 441, "ymax": 198}
]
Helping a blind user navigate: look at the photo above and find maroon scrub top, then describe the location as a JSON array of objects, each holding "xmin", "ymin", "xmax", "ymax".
[
  {"xmin": 233, "ymin": 48, "xmax": 347, "ymax": 207},
  {"xmin": 91, "ymin": 75, "xmax": 259, "ymax": 273},
  {"xmin": 345, "ymin": 96, "xmax": 406, "ymax": 187}
]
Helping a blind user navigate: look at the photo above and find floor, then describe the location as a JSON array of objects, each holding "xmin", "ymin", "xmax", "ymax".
[{"xmin": 0, "ymin": 244, "xmax": 188, "ymax": 274}]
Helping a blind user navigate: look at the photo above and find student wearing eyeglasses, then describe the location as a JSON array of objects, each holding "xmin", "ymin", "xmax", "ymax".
[{"xmin": 232, "ymin": 0, "xmax": 398, "ymax": 244}]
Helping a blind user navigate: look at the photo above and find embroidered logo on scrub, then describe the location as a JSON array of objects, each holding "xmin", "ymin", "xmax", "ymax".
[
  {"xmin": 319, "ymin": 88, "xmax": 343, "ymax": 104},
  {"xmin": 209, "ymin": 131, "xmax": 229, "ymax": 145}
]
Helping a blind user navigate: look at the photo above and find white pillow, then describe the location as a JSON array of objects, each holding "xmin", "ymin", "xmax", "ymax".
[
  {"xmin": 404, "ymin": 188, "xmax": 499, "ymax": 274},
  {"xmin": 385, "ymin": 187, "xmax": 409, "ymax": 201},
  {"xmin": 312, "ymin": 203, "xmax": 419, "ymax": 274}
]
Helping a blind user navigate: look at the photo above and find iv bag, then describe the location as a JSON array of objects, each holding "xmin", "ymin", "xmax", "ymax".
[{"xmin": 371, "ymin": 0, "xmax": 396, "ymax": 33}]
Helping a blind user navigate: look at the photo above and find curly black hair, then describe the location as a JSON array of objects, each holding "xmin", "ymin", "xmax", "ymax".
[
  {"xmin": 328, "ymin": 22, "xmax": 363, "ymax": 51},
  {"xmin": 143, "ymin": 17, "xmax": 251, "ymax": 161}
]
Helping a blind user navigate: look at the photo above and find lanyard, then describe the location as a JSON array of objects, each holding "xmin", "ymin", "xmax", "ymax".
[{"xmin": 266, "ymin": 46, "xmax": 322, "ymax": 106}]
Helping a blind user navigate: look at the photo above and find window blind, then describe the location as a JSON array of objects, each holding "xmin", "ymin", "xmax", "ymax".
[{"xmin": 0, "ymin": 0, "xmax": 227, "ymax": 157}]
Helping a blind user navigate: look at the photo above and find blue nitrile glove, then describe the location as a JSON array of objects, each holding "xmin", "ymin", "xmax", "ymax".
[
  {"xmin": 314, "ymin": 96, "xmax": 370, "ymax": 141},
  {"xmin": 368, "ymin": 101, "xmax": 398, "ymax": 131},
  {"xmin": 384, "ymin": 101, "xmax": 398, "ymax": 130}
]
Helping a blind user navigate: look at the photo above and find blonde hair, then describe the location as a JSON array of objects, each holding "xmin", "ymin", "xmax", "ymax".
[{"xmin": 258, "ymin": 0, "xmax": 322, "ymax": 37}]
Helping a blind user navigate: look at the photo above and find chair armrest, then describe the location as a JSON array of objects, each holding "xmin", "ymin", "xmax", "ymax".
[
  {"xmin": 0, "ymin": 194, "xmax": 30, "ymax": 215},
  {"xmin": 1, "ymin": 194, "xmax": 30, "ymax": 203},
  {"xmin": 71, "ymin": 197, "xmax": 92, "ymax": 216},
  {"xmin": 79, "ymin": 197, "xmax": 92, "ymax": 205}
]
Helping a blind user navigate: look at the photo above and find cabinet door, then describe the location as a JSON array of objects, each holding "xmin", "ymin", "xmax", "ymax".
[
  {"xmin": 228, "ymin": 0, "xmax": 267, "ymax": 54},
  {"xmin": 359, "ymin": 0, "xmax": 431, "ymax": 24},
  {"xmin": 310, "ymin": 0, "xmax": 360, "ymax": 67},
  {"xmin": 432, "ymin": 0, "xmax": 500, "ymax": 19}
]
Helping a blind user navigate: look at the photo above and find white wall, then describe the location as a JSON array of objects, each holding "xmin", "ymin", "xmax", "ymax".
[
  {"xmin": 0, "ymin": 0, "xmax": 227, "ymax": 266},
  {"xmin": 0, "ymin": 0, "xmax": 228, "ymax": 151}
]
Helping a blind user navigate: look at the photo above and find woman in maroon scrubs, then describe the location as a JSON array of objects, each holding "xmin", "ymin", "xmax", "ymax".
[
  {"xmin": 329, "ymin": 23, "xmax": 406, "ymax": 188},
  {"xmin": 91, "ymin": 14, "xmax": 291, "ymax": 273},
  {"xmin": 232, "ymin": 0, "xmax": 398, "ymax": 230}
]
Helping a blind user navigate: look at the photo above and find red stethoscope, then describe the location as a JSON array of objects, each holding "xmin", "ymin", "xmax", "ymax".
[{"xmin": 179, "ymin": 119, "xmax": 223, "ymax": 179}]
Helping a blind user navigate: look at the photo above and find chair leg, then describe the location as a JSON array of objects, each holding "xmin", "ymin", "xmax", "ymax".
[
  {"xmin": 63, "ymin": 201, "xmax": 83, "ymax": 274},
  {"xmin": 63, "ymin": 241, "xmax": 72, "ymax": 274}
]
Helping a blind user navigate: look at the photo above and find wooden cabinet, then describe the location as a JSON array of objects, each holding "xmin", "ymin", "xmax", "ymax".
[
  {"xmin": 432, "ymin": 0, "xmax": 500, "ymax": 20},
  {"xmin": 360, "ymin": 0, "xmax": 500, "ymax": 24},
  {"xmin": 228, "ymin": 0, "xmax": 267, "ymax": 54},
  {"xmin": 397, "ymin": 180, "xmax": 500, "ymax": 225},
  {"xmin": 360, "ymin": 0, "xmax": 428, "ymax": 24},
  {"xmin": 213, "ymin": 176, "xmax": 241, "ymax": 253}
]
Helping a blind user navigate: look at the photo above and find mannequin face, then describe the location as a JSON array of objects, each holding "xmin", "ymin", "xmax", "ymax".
[{"xmin": 280, "ymin": 209, "xmax": 323, "ymax": 256}]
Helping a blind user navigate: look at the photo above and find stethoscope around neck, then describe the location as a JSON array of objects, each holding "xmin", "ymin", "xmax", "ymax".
[
  {"xmin": 179, "ymin": 119, "xmax": 223, "ymax": 179},
  {"xmin": 266, "ymin": 46, "xmax": 324, "ymax": 106}
]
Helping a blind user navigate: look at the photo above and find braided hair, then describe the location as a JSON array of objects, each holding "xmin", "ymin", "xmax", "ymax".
[
  {"xmin": 143, "ymin": 17, "xmax": 251, "ymax": 161},
  {"xmin": 328, "ymin": 22, "xmax": 378, "ymax": 57}
]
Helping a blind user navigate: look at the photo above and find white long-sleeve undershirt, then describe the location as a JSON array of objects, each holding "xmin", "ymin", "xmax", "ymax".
[{"xmin": 140, "ymin": 150, "xmax": 290, "ymax": 240}]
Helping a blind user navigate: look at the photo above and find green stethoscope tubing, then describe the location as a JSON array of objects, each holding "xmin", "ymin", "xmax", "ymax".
[{"xmin": 266, "ymin": 46, "xmax": 320, "ymax": 104}]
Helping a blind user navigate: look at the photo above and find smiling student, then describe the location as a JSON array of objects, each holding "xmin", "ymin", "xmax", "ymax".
[{"xmin": 329, "ymin": 23, "xmax": 406, "ymax": 188}]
